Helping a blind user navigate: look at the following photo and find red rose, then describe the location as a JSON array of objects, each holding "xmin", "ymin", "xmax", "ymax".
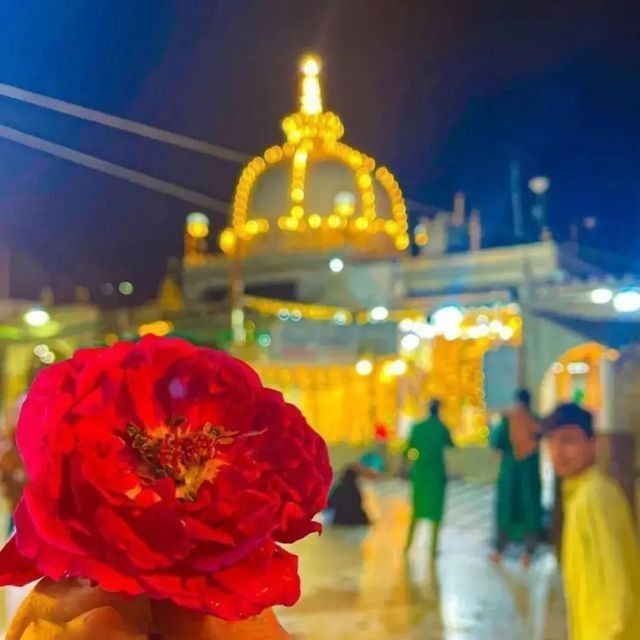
[{"xmin": 0, "ymin": 336, "xmax": 332, "ymax": 621}]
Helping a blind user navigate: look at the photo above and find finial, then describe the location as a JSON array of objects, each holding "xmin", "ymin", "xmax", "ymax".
[{"xmin": 299, "ymin": 54, "xmax": 323, "ymax": 115}]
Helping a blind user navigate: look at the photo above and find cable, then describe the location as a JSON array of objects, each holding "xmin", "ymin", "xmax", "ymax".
[
  {"xmin": 0, "ymin": 82, "xmax": 250, "ymax": 164},
  {"xmin": 0, "ymin": 124, "xmax": 229, "ymax": 214}
]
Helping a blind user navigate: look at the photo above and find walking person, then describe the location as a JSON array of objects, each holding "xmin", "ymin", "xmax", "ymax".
[
  {"xmin": 490, "ymin": 388, "xmax": 543, "ymax": 567},
  {"xmin": 404, "ymin": 399, "xmax": 455, "ymax": 559},
  {"xmin": 543, "ymin": 403, "xmax": 640, "ymax": 639}
]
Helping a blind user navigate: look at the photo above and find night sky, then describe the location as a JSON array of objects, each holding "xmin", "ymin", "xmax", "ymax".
[{"xmin": 0, "ymin": 0, "xmax": 639, "ymax": 302}]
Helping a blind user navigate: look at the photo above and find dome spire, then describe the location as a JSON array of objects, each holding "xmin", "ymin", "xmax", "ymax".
[{"xmin": 299, "ymin": 54, "xmax": 323, "ymax": 115}]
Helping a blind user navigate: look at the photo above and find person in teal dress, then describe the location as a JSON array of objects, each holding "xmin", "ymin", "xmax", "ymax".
[
  {"xmin": 404, "ymin": 399, "xmax": 455, "ymax": 559},
  {"xmin": 490, "ymin": 388, "xmax": 544, "ymax": 567}
]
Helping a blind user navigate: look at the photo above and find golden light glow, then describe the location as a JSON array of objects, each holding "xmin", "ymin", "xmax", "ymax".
[
  {"xmin": 219, "ymin": 228, "xmax": 236, "ymax": 254},
  {"xmin": 300, "ymin": 55, "xmax": 323, "ymax": 115},
  {"xmin": 328, "ymin": 214, "xmax": 341, "ymax": 229},
  {"xmin": 300, "ymin": 55, "xmax": 321, "ymax": 77},
  {"xmin": 138, "ymin": 320, "xmax": 174, "ymax": 337},
  {"xmin": 186, "ymin": 212, "xmax": 210, "ymax": 239},
  {"xmin": 414, "ymin": 223, "xmax": 429, "ymax": 247},
  {"xmin": 354, "ymin": 217, "xmax": 369, "ymax": 231},
  {"xmin": 239, "ymin": 303, "xmax": 524, "ymax": 446},
  {"xmin": 358, "ymin": 173, "xmax": 372, "ymax": 189},
  {"xmin": 308, "ymin": 214, "xmax": 322, "ymax": 229},
  {"xmin": 226, "ymin": 54, "xmax": 409, "ymax": 256},
  {"xmin": 355, "ymin": 358, "xmax": 374, "ymax": 376},
  {"xmin": 187, "ymin": 221, "xmax": 208, "ymax": 239},
  {"xmin": 245, "ymin": 220, "xmax": 260, "ymax": 234},
  {"xmin": 395, "ymin": 234, "xmax": 410, "ymax": 250}
]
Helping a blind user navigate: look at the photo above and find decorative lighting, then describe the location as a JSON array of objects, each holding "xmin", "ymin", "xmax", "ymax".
[
  {"xmin": 613, "ymin": 290, "xmax": 640, "ymax": 313},
  {"xmin": 277, "ymin": 308, "xmax": 290, "ymax": 321},
  {"xmin": 333, "ymin": 310, "xmax": 349, "ymax": 325},
  {"xmin": 444, "ymin": 327, "xmax": 462, "ymax": 341},
  {"xmin": 219, "ymin": 228, "xmax": 236, "ymax": 254},
  {"xmin": 33, "ymin": 344, "xmax": 49, "ymax": 358},
  {"xmin": 476, "ymin": 324, "xmax": 490, "ymax": 338},
  {"xmin": 467, "ymin": 325, "xmax": 482, "ymax": 340},
  {"xmin": 369, "ymin": 306, "xmax": 389, "ymax": 322},
  {"xmin": 528, "ymin": 176, "xmax": 550, "ymax": 195},
  {"xmin": 399, "ymin": 318, "xmax": 414, "ymax": 332},
  {"xmin": 138, "ymin": 320, "xmax": 174, "ymax": 337},
  {"xmin": 413, "ymin": 322, "xmax": 437, "ymax": 339},
  {"xmin": 308, "ymin": 214, "xmax": 322, "ymax": 229},
  {"xmin": 590, "ymin": 287, "xmax": 613, "ymax": 304},
  {"xmin": 567, "ymin": 362, "xmax": 590, "ymax": 375},
  {"xmin": 400, "ymin": 333, "xmax": 420, "ymax": 351},
  {"xmin": 227, "ymin": 54, "xmax": 409, "ymax": 258},
  {"xmin": 499, "ymin": 325, "xmax": 515, "ymax": 341},
  {"xmin": 414, "ymin": 223, "xmax": 429, "ymax": 247},
  {"xmin": 334, "ymin": 191, "xmax": 356, "ymax": 217},
  {"xmin": 551, "ymin": 362, "xmax": 564, "ymax": 375},
  {"xmin": 300, "ymin": 54, "xmax": 321, "ymax": 77},
  {"xmin": 328, "ymin": 257, "xmax": 344, "ymax": 273},
  {"xmin": 186, "ymin": 212, "xmax": 210, "ymax": 238},
  {"xmin": 23, "ymin": 308, "xmax": 50, "ymax": 328},
  {"xmin": 299, "ymin": 54, "xmax": 323, "ymax": 115},
  {"xmin": 119, "ymin": 281, "xmax": 134, "ymax": 296},
  {"xmin": 432, "ymin": 306, "xmax": 463, "ymax": 333},
  {"xmin": 257, "ymin": 334, "xmax": 272, "ymax": 347},
  {"xmin": 355, "ymin": 358, "xmax": 374, "ymax": 376},
  {"xmin": 41, "ymin": 351, "xmax": 56, "ymax": 365},
  {"xmin": 290, "ymin": 309, "xmax": 302, "ymax": 321},
  {"xmin": 388, "ymin": 359, "xmax": 408, "ymax": 376}
]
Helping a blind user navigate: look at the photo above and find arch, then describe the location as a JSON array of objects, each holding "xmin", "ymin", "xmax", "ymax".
[
  {"xmin": 537, "ymin": 342, "xmax": 608, "ymax": 417},
  {"xmin": 523, "ymin": 311, "xmax": 599, "ymax": 407}
]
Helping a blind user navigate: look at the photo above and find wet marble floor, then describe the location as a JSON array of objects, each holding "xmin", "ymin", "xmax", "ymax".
[{"xmin": 279, "ymin": 479, "xmax": 567, "ymax": 640}]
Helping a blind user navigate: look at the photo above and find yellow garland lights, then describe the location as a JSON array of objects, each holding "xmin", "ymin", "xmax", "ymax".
[
  {"xmin": 243, "ymin": 295, "xmax": 522, "ymax": 340},
  {"xmin": 220, "ymin": 54, "xmax": 410, "ymax": 255}
]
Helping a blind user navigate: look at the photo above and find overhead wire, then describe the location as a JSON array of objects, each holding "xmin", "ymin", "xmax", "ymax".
[
  {"xmin": 0, "ymin": 82, "xmax": 250, "ymax": 164},
  {"xmin": 0, "ymin": 124, "xmax": 230, "ymax": 213}
]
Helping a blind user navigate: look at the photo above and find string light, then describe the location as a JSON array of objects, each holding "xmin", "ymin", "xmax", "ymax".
[{"xmin": 355, "ymin": 358, "xmax": 373, "ymax": 376}]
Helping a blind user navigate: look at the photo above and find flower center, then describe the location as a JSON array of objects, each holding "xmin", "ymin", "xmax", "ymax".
[{"xmin": 126, "ymin": 418, "xmax": 237, "ymax": 500}]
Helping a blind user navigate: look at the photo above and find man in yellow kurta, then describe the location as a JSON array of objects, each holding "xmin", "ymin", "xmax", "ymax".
[{"xmin": 543, "ymin": 403, "xmax": 640, "ymax": 640}]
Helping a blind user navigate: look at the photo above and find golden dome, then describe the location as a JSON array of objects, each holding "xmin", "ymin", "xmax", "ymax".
[{"xmin": 220, "ymin": 54, "xmax": 409, "ymax": 257}]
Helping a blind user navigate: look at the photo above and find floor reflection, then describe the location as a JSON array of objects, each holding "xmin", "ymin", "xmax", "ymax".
[{"xmin": 279, "ymin": 479, "xmax": 567, "ymax": 639}]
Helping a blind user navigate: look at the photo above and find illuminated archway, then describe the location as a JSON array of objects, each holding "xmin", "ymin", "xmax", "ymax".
[{"xmin": 538, "ymin": 342, "xmax": 610, "ymax": 417}]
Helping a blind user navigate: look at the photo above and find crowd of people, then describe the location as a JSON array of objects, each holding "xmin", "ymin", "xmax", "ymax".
[{"xmin": 328, "ymin": 391, "xmax": 640, "ymax": 639}]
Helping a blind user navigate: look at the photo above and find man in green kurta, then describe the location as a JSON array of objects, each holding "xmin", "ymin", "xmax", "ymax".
[
  {"xmin": 490, "ymin": 389, "xmax": 543, "ymax": 567},
  {"xmin": 404, "ymin": 399, "xmax": 455, "ymax": 559}
]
